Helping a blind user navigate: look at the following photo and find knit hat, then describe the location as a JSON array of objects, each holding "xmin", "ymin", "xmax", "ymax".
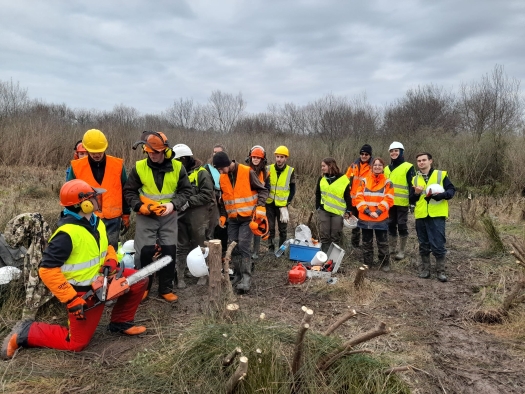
[
  {"xmin": 212, "ymin": 151, "xmax": 232, "ymax": 168},
  {"xmin": 360, "ymin": 144, "xmax": 372, "ymax": 155}
]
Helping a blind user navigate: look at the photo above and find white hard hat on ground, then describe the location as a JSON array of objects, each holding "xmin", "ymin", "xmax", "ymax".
[
  {"xmin": 187, "ymin": 246, "xmax": 209, "ymax": 277},
  {"xmin": 389, "ymin": 141, "xmax": 404, "ymax": 151},
  {"xmin": 343, "ymin": 216, "xmax": 358, "ymax": 229},
  {"xmin": 121, "ymin": 240, "xmax": 135, "ymax": 254},
  {"xmin": 173, "ymin": 144, "xmax": 193, "ymax": 159}
]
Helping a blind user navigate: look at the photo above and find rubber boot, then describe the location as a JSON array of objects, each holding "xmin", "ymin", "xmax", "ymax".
[
  {"xmin": 395, "ymin": 237, "xmax": 408, "ymax": 260},
  {"xmin": 379, "ymin": 252, "xmax": 391, "ymax": 272},
  {"xmin": 388, "ymin": 236, "xmax": 397, "ymax": 256},
  {"xmin": 236, "ymin": 257, "xmax": 252, "ymax": 292},
  {"xmin": 252, "ymin": 236, "xmax": 261, "ymax": 259},
  {"xmin": 268, "ymin": 238, "xmax": 275, "ymax": 253},
  {"xmin": 436, "ymin": 256, "xmax": 448, "ymax": 282},
  {"xmin": 418, "ymin": 255, "xmax": 431, "ymax": 279},
  {"xmin": 230, "ymin": 256, "xmax": 242, "ymax": 286},
  {"xmin": 175, "ymin": 259, "xmax": 187, "ymax": 289}
]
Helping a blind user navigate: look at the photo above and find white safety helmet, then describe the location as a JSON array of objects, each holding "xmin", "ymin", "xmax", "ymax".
[
  {"xmin": 389, "ymin": 141, "xmax": 404, "ymax": 151},
  {"xmin": 0, "ymin": 266, "xmax": 22, "ymax": 285},
  {"xmin": 187, "ymin": 246, "xmax": 209, "ymax": 277},
  {"xmin": 425, "ymin": 184, "xmax": 445, "ymax": 195},
  {"xmin": 172, "ymin": 144, "xmax": 193, "ymax": 159},
  {"xmin": 343, "ymin": 216, "xmax": 358, "ymax": 229},
  {"xmin": 121, "ymin": 240, "xmax": 135, "ymax": 254}
]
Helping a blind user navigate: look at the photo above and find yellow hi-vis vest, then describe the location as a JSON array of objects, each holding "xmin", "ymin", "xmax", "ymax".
[
  {"xmin": 384, "ymin": 162, "xmax": 413, "ymax": 207},
  {"xmin": 320, "ymin": 176, "xmax": 350, "ymax": 216},
  {"xmin": 49, "ymin": 219, "xmax": 108, "ymax": 287},
  {"xmin": 266, "ymin": 164, "xmax": 294, "ymax": 207},
  {"xmin": 412, "ymin": 170, "xmax": 449, "ymax": 219},
  {"xmin": 188, "ymin": 166, "xmax": 206, "ymax": 187},
  {"xmin": 136, "ymin": 158, "xmax": 181, "ymax": 203}
]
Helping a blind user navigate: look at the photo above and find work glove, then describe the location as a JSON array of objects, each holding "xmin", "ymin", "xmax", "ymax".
[
  {"xmin": 138, "ymin": 203, "xmax": 152, "ymax": 215},
  {"xmin": 255, "ymin": 206, "xmax": 266, "ymax": 220},
  {"xmin": 150, "ymin": 204, "xmax": 167, "ymax": 216},
  {"xmin": 139, "ymin": 196, "xmax": 166, "ymax": 216},
  {"xmin": 180, "ymin": 201, "xmax": 190, "ymax": 212},
  {"xmin": 219, "ymin": 216, "xmax": 227, "ymax": 228},
  {"xmin": 100, "ymin": 258, "xmax": 119, "ymax": 275},
  {"xmin": 67, "ymin": 296, "xmax": 87, "ymax": 320},
  {"xmin": 120, "ymin": 215, "xmax": 130, "ymax": 235},
  {"xmin": 279, "ymin": 207, "xmax": 289, "ymax": 223},
  {"xmin": 431, "ymin": 192, "xmax": 446, "ymax": 202}
]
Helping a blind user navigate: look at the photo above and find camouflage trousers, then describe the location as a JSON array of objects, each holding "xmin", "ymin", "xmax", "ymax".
[{"xmin": 4, "ymin": 213, "xmax": 53, "ymax": 319}]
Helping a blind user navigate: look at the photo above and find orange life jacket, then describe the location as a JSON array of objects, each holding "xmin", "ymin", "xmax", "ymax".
[
  {"xmin": 354, "ymin": 173, "xmax": 394, "ymax": 222},
  {"xmin": 220, "ymin": 164, "xmax": 258, "ymax": 218},
  {"xmin": 347, "ymin": 160, "xmax": 371, "ymax": 205},
  {"xmin": 71, "ymin": 156, "xmax": 124, "ymax": 219}
]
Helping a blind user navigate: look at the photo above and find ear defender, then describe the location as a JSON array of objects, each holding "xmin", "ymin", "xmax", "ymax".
[
  {"xmin": 165, "ymin": 147, "xmax": 173, "ymax": 159},
  {"xmin": 79, "ymin": 200, "xmax": 94, "ymax": 214}
]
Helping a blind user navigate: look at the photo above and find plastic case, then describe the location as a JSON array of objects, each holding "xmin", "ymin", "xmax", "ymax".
[
  {"xmin": 289, "ymin": 244, "xmax": 321, "ymax": 262},
  {"xmin": 306, "ymin": 243, "xmax": 345, "ymax": 279}
]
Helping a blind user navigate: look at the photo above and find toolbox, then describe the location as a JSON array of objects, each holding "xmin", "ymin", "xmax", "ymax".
[
  {"xmin": 289, "ymin": 244, "xmax": 320, "ymax": 262},
  {"xmin": 306, "ymin": 243, "xmax": 345, "ymax": 279}
]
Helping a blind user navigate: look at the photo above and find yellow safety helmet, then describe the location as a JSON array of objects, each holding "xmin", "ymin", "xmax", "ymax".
[
  {"xmin": 274, "ymin": 145, "xmax": 289, "ymax": 157},
  {"xmin": 82, "ymin": 129, "xmax": 108, "ymax": 153}
]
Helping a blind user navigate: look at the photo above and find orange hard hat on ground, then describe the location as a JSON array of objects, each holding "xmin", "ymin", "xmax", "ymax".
[
  {"xmin": 250, "ymin": 146, "xmax": 265, "ymax": 159},
  {"xmin": 82, "ymin": 129, "xmax": 108, "ymax": 153},
  {"xmin": 59, "ymin": 179, "xmax": 105, "ymax": 206},
  {"xmin": 144, "ymin": 132, "xmax": 169, "ymax": 153}
]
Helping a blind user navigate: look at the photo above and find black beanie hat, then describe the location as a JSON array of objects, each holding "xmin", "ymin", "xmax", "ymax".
[
  {"xmin": 212, "ymin": 151, "xmax": 232, "ymax": 168},
  {"xmin": 360, "ymin": 144, "xmax": 372, "ymax": 155}
]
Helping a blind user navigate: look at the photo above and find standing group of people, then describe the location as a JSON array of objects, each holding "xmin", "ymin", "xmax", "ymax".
[
  {"xmin": 1, "ymin": 130, "xmax": 454, "ymax": 362},
  {"xmin": 316, "ymin": 142, "xmax": 455, "ymax": 282}
]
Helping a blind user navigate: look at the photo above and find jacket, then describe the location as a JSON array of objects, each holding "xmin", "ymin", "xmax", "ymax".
[{"xmin": 355, "ymin": 173, "xmax": 394, "ymax": 230}]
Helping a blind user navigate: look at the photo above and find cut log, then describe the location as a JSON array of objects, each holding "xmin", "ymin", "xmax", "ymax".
[
  {"xmin": 208, "ymin": 240, "xmax": 222, "ymax": 300},
  {"xmin": 323, "ymin": 309, "xmax": 357, "ymax": 336},
  {"xmin": 225, "ymin": 356, "xmax": 248, "ymax": 394},
  {"xmin": 354, "ymin": 265, "xmax": 368, "ymax": 288},
  {"xmin": 222, "ymin": 347, "xmax": 242, "ymax": 367}
]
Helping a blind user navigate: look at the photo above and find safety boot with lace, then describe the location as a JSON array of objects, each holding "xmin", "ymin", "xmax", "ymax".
[
  {"xmin": 1, "ymin": 320, "xmax": 33, "ymax": 360},
  {"xmin": 108, "ymin": 321, "xmax": 147, "ymax": 336}
]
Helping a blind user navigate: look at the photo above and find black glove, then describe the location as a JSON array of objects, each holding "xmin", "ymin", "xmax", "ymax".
[{"xmin": 432, "ymin": 192, "xmax": 446, "ymax": 202}]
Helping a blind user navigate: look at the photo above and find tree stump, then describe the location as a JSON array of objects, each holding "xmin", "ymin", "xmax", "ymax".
[
  {"xmin": 354, "ymin": 265, "xmax": 369, "ymax": 288},
  {"xmin": 208, "ymin": 240, "xmax": 223, "ymax": 300}
]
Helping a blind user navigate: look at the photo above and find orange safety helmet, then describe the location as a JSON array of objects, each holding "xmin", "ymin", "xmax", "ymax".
[
  {"xmin": 288, "ymin": 263, "xmax": 307, "ymax": 285},
  {"xmin": 59, "ymin": 179, "xmax": 106, "ymax": 212},
  {"xmin": 250, "ymin": 146, "xmax": 265, "ymax": 159},
  {"xmin": 144, "ymin": 132, "xmax": 169, "ymax": 153},
  {"xmin": 73, "ymin": 140, "xmax": 87, "ymax": 160}
]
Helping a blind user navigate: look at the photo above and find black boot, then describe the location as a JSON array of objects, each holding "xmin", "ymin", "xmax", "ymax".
[
  {"xmin": 278, "ymin": 235, "xmax": 287, "ymax": 248},
  {"xmin": 230, "ymin": 256, "xmax": 242, "ymax": 286},
  {"xmin": 436, "ymin": 256, "xmax": 448, "ymax": 282},
  {"xmin": 418, "ymin": 255, "xmax": 431, "ymax": 279},
  {"xmin": 236, "ymin": 257, "xmax": 252, "ymax": 292},
  {"xmin": 268, "ymin": 238, "xmax": 275, "ymax": 253}
]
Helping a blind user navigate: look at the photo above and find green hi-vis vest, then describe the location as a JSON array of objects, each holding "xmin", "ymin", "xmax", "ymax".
[
  {"xmin": 266, "ymin": 164, "xmax": 294, "ymax": 207},
  {"xmin": 188, "ymin": 166, "xmax": 206, "ymax": 187},
  {"xmin": 136, "ymin": 158, "xmax": 181, "ymax": 204},
  {"xmin": 412, "ymin": 170, "xmax": 449, "ymax": 219},
  {"xmin": 384, "ymin": 162, "xmax": 413, "ymax": 207},
  {"xmin": 320, "ymin": 176, "xmax": 350, "ymax": 216},
  {"xmin": 49, "ymin": 219, "xmax": 108, "ymax": 287}
]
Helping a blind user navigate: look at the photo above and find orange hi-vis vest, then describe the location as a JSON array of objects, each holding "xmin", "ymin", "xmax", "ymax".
[
  {"xmin": 354, "ymin": 173, "xmax": 394, "ymax": 223},
  {"xmin": 71, "ymin": 156, "xmax": 124, "ymax": 219},
  {"xmin": 347, "ymin": 160, "xmax": 371, "ymax": 205},
  {"xmin": 220, "ymin": 164, "xmax": 258, "ymax": 218}
]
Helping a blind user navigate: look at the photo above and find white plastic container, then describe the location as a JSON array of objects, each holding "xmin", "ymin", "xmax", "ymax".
[{"xmin": 310, "ymin": 251, "xmax": 327, "ymax": 266}]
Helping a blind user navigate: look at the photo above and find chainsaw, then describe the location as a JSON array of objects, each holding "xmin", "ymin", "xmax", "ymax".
[{"xmin": 82, "ymin": 255, "xmax": 172, "ymax": 310}]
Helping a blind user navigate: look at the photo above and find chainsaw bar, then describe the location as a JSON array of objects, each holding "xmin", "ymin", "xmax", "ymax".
[{"xmin": 126, "ymin": 256, "xmax": 173, "ymax": 286}]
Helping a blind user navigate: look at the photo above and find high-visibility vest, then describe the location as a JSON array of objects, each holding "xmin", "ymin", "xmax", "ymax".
[
  {"xmin": 384, "ymin": 162, "xmax": 413, "ymax": 207},
  {"xmin": 136, "ymin": 159, "xmax": 181, "ymax": 204},
  {"xmin": 355, "ymin": 174, "xmax": 394, "ymax": 222},
  {"xmin": 49, "ymin": 219, "xmax": 108, "ymax": 287},
  {"xmin": 71, "ymin": 156, "xmax": 124, "ymax": 219},
  {"xmin": 320, "ymin": 176, "xmax": 350, "ymax": 216},
  {"xmin": 412, "ymin": 170, "xmax": 449, "ymax": 218},
  {"xmin": 220, "ymin": 164, "xmax": 258, "ymax": 218},
  {"xmin": 347, "ymin": 161, "xmax": 371, "ymax": 204},
  {"xmin": 188, "ymin": 166, "xmax": 206, "ymax": 187},
  {"xmin": 266, "ymin": 164, "xmax": 294, "ymax": 207}
]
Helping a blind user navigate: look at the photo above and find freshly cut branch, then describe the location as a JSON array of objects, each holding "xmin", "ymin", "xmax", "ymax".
[
  {"xmin": 292, "ymin": 308, "xmax": 314, "ymax": 374},
  {"xmin": 222, "ymin": 347, "xmax": 242, "ymax": 367},
  {"xmin": 323, "ymin": 309, "xmax": 357, "ymax": 336},
  {"xmin": 225, "ymin": 356, "xmax": 248, "ymax": 394}
]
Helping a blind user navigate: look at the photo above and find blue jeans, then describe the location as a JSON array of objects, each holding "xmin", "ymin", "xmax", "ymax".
[{"xmin": 415, "ymin": 217, "xmax": 446, "ymax": 258}]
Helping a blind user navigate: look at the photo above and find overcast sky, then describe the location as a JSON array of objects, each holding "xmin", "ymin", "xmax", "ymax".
[{"xmin": 1, "ymin": 0, "xmax": 524, "ymax": 114}]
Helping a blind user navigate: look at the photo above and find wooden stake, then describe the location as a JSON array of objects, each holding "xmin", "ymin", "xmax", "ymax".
[
  {"xmin": 208, "ymin": 240, "xmax": 222, "ymax": 300},
  {"xmin": 317, "ymin": 322, "xmax": 391, "ymax": 371},
  {"xmin": 225, "ymin": 356, "xmax": 248, "ymax": 394},
  {"xmin": 292, "ymin": 308, "xmax": 314, "ymax": 374},
  {"xmin": 222, "ymin": 347, "xmax": 242, "ymax": 367},
  {"xmin": 323, "ymin": 309, "xmax": 357, "ymax": 336},
  {"xmin": 354, "ymin": 265, "xmax": 368, "ymax": 288}
]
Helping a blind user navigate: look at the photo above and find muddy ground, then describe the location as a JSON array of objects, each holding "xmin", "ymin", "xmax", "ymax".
[{"xmin": 2, "ymin": 206, "xmax": 525, "ymax": 394}]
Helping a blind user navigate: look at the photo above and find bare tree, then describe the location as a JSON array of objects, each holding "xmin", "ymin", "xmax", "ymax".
[
  {"xmin": 0, "ymin": 78, "xmax": 30, "ymax": 119},
  {"xmin": 165, "ymin": 98, "xmax": 198, "ymax": 129},
  {"xmin": 208, "ymin": 90, "xmax": 246, "ymax": 133}
]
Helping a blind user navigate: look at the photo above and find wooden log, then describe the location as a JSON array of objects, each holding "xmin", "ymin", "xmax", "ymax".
[
  {"xmin": 224, "ymin": 303, "xmax": 240, "ymax": 322},
  {"xmin": 225, "ymin": 356, "xmax": 248, "ymax": 394},
  {"xmin": 222, "ymin": 347, "xmax": 242, "ymax": 367},
  {"xmin": 208, "ymin": 240, "xmax": 222, "ymax": 300},
  {"xmin": 354, "ymin": 265, "xmax": 369, "ymax": 288},
  {"xmin": 292, "ymin": 308, "xmax": 314, "ymax": 375},
  {"xmin": 317, "ymin": 322, "xmax": 391, "ymax": 371},
  {"xmin": 323, "ymin": 309, "xmax": 357, "ymax": 336}
]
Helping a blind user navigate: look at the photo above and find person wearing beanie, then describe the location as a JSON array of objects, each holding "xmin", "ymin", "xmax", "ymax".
[
  {"xmin": 345, "ymin": 144, "xmax": 374, "ymax": 248},
  {"xmin": 214, "ymin": 152, "xmax": 268, "ymax": 293},
  {"xmin": 384, "ymin": 142, "xmax": 416, "ymax": 262}
]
